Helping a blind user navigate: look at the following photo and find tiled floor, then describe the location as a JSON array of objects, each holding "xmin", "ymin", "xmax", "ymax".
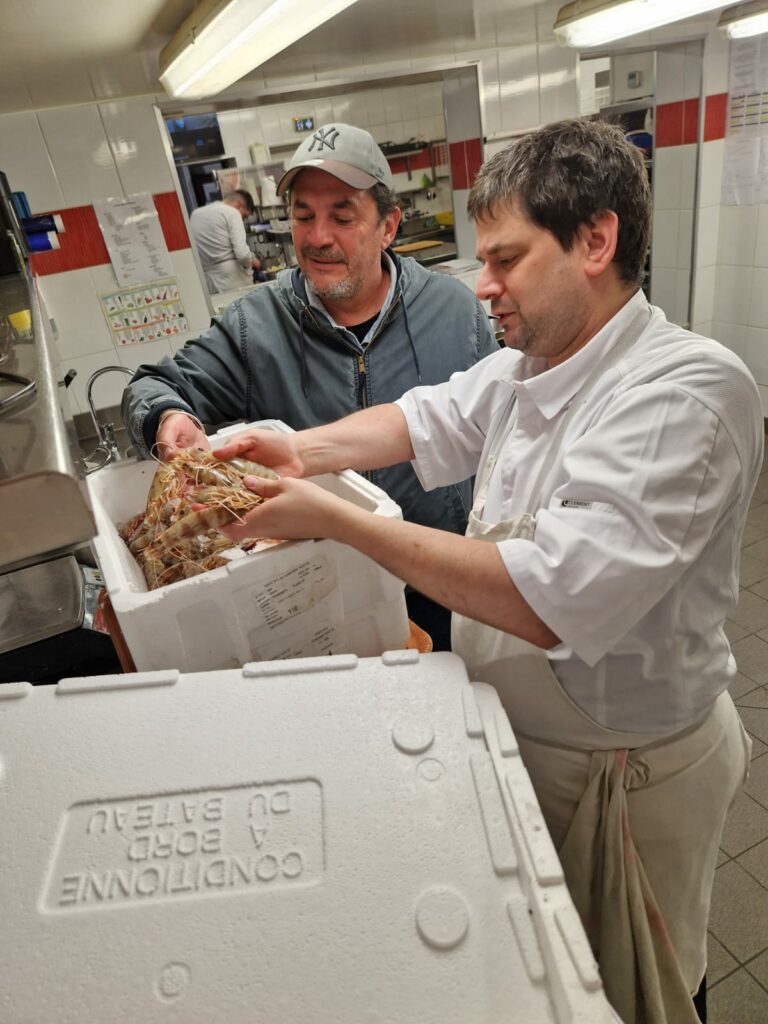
[{"xmin": 708, "ymin": 445, "xmax": 768, "ymax": 1024}]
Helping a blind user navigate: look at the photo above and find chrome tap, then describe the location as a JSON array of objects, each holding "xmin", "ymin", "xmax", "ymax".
[{"xmin": 83, "ymin": 364, "xmax": 134, "ymax": 473}]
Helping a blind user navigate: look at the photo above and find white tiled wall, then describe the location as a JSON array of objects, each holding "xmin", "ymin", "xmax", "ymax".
[
  {"xmin": 99, "ymin": 98, "xmax": 176, "ymax": 196},
  {"xmin": 0, "ymin": 96, "xmax": 210, "ymax": 414},
  {"xmin": 652, "ymin": 144, "xmax": 697, "ymax": 327},
  {"xmin": 38, "ymin": 245, "xmax": 210, "ymax": 418},
  {"xmin": 479, "ymin": 36, "xmax": 577, "ymax": 144},
  {"xmin": 0, "ymin": 110, "xmax": 65, "ymax": 212},
  {"xmin": 649, "ymin": 44, "xmax": 702, "ymax": 328},
  {"xmin": 218, "ymin": 80, "xmax": 452, "ymax": 217},
  {"xmin": 36, "ymin": 105, "xmax": 124, "ymax": 207},
  {"xmin": 218, "ymin": 81, "xmax": 446, "ymax": 170},
  {"xmin": 688, "ymin": 28, "xmax": 768, "ymax": 412}
]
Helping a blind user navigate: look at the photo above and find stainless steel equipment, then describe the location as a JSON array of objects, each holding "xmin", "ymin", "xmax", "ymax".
[
  {"xmin": 0, "ymin": 268, "xmax": 95, "ymax": 575},
  {"xmin": 0, "ymin": 169, "xmax": 118, "ymax": 683}
]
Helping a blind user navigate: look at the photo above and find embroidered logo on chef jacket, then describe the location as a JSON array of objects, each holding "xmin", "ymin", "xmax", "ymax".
[
  {"xmin": 309, "ymin": 127, "xmax": 340, "ymax": 151},
  {"xmin": 561, "ymin": 498, "xmax": 594, "ymax": 509}
]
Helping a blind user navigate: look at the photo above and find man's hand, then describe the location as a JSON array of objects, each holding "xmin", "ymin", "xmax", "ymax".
[
  {"xmin": 222, "ymin": 472, "xmax": 560, "ymax": 651},
  {"xmin": 222, "ymin": 475, "xmax": 353, "ymax": 544},
  {"xmin": 251, "ymin": 256, "xmax": 261, "ymax": 271},
  {"xmin": 156, "ymin": 412, "xmax": 209, "ymax": 460},
  {"xmin": 212, "ymin": 430, "xmax": 306, "ymax": 478}
]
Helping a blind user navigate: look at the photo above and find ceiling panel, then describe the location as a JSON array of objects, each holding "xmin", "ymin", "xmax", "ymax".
[
  {"xmin": 0, "ymin": 0, "xmax": 195, "ymax": 111},
  {"xmin": 0, "ymin": 0, "xmax": 718, "ymax": 116},
  {"xmin": 0, "ymin": 0, "xmax": 542, "ymax": 113}
]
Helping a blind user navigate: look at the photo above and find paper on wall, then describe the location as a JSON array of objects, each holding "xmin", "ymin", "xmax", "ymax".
[{"xmin": 94, "ymin": 194, "xmax": 174, "ymax": 287}]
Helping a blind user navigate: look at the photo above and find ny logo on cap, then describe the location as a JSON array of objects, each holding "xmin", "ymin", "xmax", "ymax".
[{"xmin": 308, "ymin": 127, "xmax": 340, "ymax": 152}]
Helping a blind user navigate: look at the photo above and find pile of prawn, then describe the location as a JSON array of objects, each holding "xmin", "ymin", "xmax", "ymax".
[{"xmin": 118, "ymin": 448, "xmax": 279, "ymax": 590}]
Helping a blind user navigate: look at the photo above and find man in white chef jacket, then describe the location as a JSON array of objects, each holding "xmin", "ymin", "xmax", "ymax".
[
  {"xmin": 189, "ymin": 189, "xmax": 261, "ymax": 293},
  {"xmin": 212, "ymin": 119, "xmax": 763, "ymax": 1024}
]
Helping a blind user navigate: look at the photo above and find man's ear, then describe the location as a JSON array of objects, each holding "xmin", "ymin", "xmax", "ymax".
[
  {"xmin": 381, "ymin": 206, "xmax": 401, "ymax": 249},
  {"xmin": 580, "ymin": 210, "xmax": 619, "ymax": 278}
]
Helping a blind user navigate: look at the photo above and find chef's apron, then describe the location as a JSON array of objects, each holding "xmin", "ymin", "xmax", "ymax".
[
  {"xmin": 452, "ymin": 307, "xmax": 751, "ymax": 1024},
  {"xmin": 204, "ymin": 258, "xmax": 253, "ymax": 294}
]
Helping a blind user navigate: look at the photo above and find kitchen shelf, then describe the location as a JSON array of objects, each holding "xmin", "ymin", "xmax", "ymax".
[{"xmin": 383, "ymin": 138, "xmax": 446, "ymax": 182}]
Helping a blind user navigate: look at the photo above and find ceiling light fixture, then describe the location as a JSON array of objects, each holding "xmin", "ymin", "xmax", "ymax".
[
  {"xmin": 718, "ymin": 1, "xmax": 768, "ymax": 38},
  {"xmin": 159, "ymin": 0, "xmax": 361, "ymax": 99},
  {"xmin": 553, "ymin": 0, "xmax": 729, "ymax": 48}
]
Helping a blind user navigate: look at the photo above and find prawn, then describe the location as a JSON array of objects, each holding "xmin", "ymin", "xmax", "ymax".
[
  {"xmin": 119, "ymin": 446, "xmax": 279, "ymax": 591},
  {"xmin": 153, "ymin": 497, "xmax": 261, "ymax": 552}
]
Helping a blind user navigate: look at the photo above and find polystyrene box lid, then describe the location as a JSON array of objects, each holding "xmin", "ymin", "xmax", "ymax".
[{"xmin": 0, "ymin": 653, "xmax": 619, "ymax": 1024}]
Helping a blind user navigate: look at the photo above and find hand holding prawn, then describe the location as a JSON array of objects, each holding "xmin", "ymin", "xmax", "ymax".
[
  {"xmin": 222, "ymin": 475, "xmax": 358, "ymax": 545},
  {"xmin": 212, "ymin": 429, "xmax": 306, "ymax": 479}
]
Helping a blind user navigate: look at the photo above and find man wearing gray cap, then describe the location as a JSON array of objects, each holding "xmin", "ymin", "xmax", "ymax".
[{"xmin": 122, "ymin": 123, "xmax": 497, "ymax": 647}]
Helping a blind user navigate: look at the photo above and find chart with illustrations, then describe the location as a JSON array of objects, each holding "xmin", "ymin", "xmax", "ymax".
[{"xmin": 99, "ymin": 278, "xmax": 188, "ymax": 346}]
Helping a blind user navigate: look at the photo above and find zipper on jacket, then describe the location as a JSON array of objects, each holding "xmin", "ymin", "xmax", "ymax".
[
  {"xmin": 356, "ymin": 353, "xmax": 368, "ymax": 410},
  {"xmin": 356, "ymin": 353, "xmax": 375, "ymax": 483},
  {"xmin": 353, "ymin": 292, "xmax": 403, "ymax": 484}
]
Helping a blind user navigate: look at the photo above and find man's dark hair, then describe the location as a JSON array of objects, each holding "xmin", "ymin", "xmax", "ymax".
[
  {"xmin": 232, "ymin": 189, "xmax": 255, "ymax": 215},
  {"xmin": 467, "ymin": 118, "xmax": 651, "ymax": 286},
  {"xmin": 369, "ymin": 182, "xmax": 399, "ymax": 222}
]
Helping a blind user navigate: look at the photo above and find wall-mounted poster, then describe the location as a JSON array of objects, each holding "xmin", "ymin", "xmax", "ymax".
[
  {"xmin": 723, "ymin": 37, "xmax": 768, "ymax": 205},
  {"xmin": 94, "ymin": 194, "xmax": 174, "ymax": 286},
  {"xmin": 99, "ymin": 278, "xmax": 188, "ymax": 346}
]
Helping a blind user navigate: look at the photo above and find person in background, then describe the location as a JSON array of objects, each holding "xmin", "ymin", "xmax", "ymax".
[
  {"xmin": 208, "ymin": 119, "xmax": 763, "ymax": 1024},
  {"xmin": 189, "ymin": 188, "xmax": 261, "ymax": 293},
  {"xmin": 122, "ymin": 123, "xmax": 497, "ymax": 648}
]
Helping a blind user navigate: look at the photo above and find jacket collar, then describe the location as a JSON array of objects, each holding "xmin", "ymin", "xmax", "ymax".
[
  {"xmin": 302, "ymin": 251, "xmax": 399, "ymax": 340},
  {"xmin": 517, "ymin": 289, "xmax": 647, "ymax": 421}
]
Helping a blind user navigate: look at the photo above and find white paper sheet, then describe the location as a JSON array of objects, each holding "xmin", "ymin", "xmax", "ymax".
[{"xmin": 94, "ymin": 194, "xmax": 174, "ymax": 287}]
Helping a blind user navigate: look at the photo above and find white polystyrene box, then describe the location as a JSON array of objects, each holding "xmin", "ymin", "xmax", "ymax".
[
  {"xmin": 0, "ymin": 653, "xmax": 620, "ymax": 1024},
  {"xmin": 86, "ymin": 420, "xmax": 409, "ymax": 672}
]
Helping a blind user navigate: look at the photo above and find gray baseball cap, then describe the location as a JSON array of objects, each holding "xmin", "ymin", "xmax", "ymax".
[{"xmin": 277, "ymin": 123, "xmax": 394, "ymax": 196}]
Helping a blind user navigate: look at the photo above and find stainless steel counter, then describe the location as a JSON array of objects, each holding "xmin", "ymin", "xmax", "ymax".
[{"xmin": 0, "ymin": 268, "xmax": 95, "ymax": 575}]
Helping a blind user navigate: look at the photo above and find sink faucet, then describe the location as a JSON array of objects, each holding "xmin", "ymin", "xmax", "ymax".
[{"xmin": 83, "ymin": 364, "xmax": 135, "ymax": 473}]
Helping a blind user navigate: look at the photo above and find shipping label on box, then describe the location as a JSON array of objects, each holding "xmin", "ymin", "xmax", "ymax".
[{"xmin": 236, "ymin": 546, "xmax": 346, "ymax": 661}]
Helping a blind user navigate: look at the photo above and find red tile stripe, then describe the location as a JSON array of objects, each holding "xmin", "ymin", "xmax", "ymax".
[
  {"xmin": 656, "ymin": 100, "xmax": 684, "ymax": 148},
  {"xmin": 28, "ymin": 204, "xmax": 109, "ymax": 276},
  {"xmin": 446, "ymin": 138, "xmax": 483, "ymax": 191},
  {"xmin": 29, "ymin": 191, "xmax": 189, "ymax": 277},
  {"xmin": 656, "ymin": 94, "xmax": 726, "ymax": 147},
  {"xmin": 449, "ymin": 140, "xmax": 468, "ymax": 190},
  {"xmin": 683, "ymin": 98, "xmax": 700, "ymax": 146},
  {"xmin": 704, "ymin": 93, "xmax": 728, "ymax": 143},
  {"xmin": 387, "ymin": 143, "xmax": 449, "ymax": 177},
  {"xmin": 388, "ymin": 149, "xmax": 434, "ymax": 175},
  {"xmin": 464, "ymin": 137, "xmax": 483, "ymax": 185},
  {"xmin": 153, "ymin": 191, "xmax": 190, "ymax": 251}
]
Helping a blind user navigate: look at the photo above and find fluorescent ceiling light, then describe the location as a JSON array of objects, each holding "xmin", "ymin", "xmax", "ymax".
[
  {"xmin": 160, "ymin": 0, "xmax": 361, "ymax": 99},
  {"xmin": 718, "ymin": 1, "xmax": 768, "ymax": 38},
  {"xmin": 554, "ymin": 0, "xmax": 729, "ymax": 48}
]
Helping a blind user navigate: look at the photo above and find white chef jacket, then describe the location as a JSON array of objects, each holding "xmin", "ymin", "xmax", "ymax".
[
  {"xmin": 397, "ymin": 290, "xmax": 764, "ymax": 733},
  {"xmin": 189, "ymin": 201, "xmax": 253, "ymax": 293}
]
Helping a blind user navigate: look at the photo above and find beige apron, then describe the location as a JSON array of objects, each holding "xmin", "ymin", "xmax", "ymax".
[{"xmin": 453, "ymin": 309, "xmax": 751, "ymax": 1024}]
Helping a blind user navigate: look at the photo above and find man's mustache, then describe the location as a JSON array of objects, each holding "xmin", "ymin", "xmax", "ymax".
[{"xmin": 302, "ymin": 246, "xmax": 348, "ymax": 263}]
